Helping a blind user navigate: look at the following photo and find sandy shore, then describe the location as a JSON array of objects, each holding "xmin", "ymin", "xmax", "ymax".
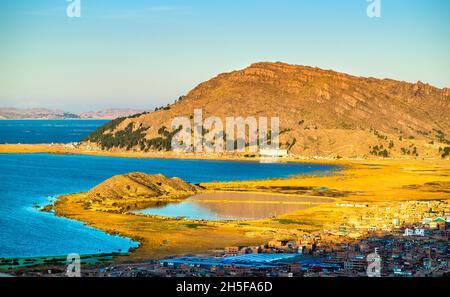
[
  {"xmin": 0, "ymin": 143, "xmax": 417, "ymax": 164},
  {"xmin": 52, "ymin": 158, "xmax": 450, "ymax": 262},
  {"xmin": 0, "ymin": 143, "xmax": 265, "ymax": 161},
  {"xmin": 2, "ymin": 143, "xmax": 449, "ymax": 263}
]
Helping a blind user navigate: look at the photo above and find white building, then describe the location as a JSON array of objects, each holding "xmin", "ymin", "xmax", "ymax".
[{"xmin": 259, "ymin": 149, "xmax": 288, "ymax": 158}]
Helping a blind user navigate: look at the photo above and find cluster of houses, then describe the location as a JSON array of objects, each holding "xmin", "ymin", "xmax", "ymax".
[
  {"xmin": 9, "ymin": 199, "xmax": 450, "ymax": 277},
  {"xmin": 75, "ymin": 204, "xmax": 448, "ymax": 277},
  {"xmin": 105, "ymin": 200, "xmax": 449, "ymax": 277}
]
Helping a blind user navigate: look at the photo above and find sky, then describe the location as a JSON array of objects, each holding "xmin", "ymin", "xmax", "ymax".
[{"xmin": 0, "ymin": 0, "xmax": 449, "ymax": 112}]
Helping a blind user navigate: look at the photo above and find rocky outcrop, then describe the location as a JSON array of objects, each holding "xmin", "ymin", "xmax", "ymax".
[{"xmin": 86, "ymin": 172, "xmax": 199, "ymax": 201}]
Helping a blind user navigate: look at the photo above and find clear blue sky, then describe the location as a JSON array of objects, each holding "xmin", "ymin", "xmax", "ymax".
[{"xmin": 0, "ymin": 0, "xmax": 449, "ymax": 111}]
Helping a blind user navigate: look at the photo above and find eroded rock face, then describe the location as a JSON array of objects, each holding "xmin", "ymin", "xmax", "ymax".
[{"xmin": 85, "ymin": 62, "xmax": 450, "ymax": 159}]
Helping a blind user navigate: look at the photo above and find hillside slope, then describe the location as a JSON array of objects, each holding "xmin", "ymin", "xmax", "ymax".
[
  {"xmin": 84, "ymin": 62, "xmax": 450, "ymax": 159},
  {"xmin": 68, "ymin": 172, "xmax": 200, "ymax": 213},
  {"xmin": 87, "ymin": 172, "xmax": 198, "ymax": 201}
]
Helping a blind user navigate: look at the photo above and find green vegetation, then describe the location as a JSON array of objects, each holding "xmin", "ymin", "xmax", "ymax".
[
  {"xmin": 435, "ymin": 129, "xmax": 450, "ymax": 145},
  {"xmin": 401, "ymin": 144, "xmax": 419, "ymax": 156},
  {"xmin": 388, "ymin": 140, "xmax": 395, "ymax": 149},
  {"xmin": 273, "ymin": 219, "xmax": 308, "ymax": 225},
  {"xmin": 184, "ymin": 223, "xmax": 206, "ymax": 229},
  {"xmin": 143, "ymin": 125, "xmax": 183, "ymax": 152},
  {"xmin": 369, "ymin": 145, "xmax": 389, "ymax": 158},
  {"xmin": 416, "ymin": 130, "xmax": 429, "ymax": 136},
  {"xmin": 83, "ymin": 110, "xmax": 184, "ymax": 151},
  {"xmin": 88, "ymin": 122, "xmax": 148, "ymax": 150},
  {"xmin": 370, "ymin": 128, "xmax": 388, "ymax": 141},
  {"xmin": 154, "ymin": 104, "xmax": 172, "ymax": 111},
  {"xmin": 83, "ymin": 116, "xmax": 127, "ymax": 143},
  {"xmin": 280, "ymin": 128, "xmax": 292, "ymax": 135},
  {"xmin": 286, "ymin": 138, "xmax": 297, "ymax": 151},
  {"xmin": 439, "ymin": 147, "xmax": 450, "ymax": 158},
  {"xmin": 128, "ymin": 111, "xmax": 150, "ymax": 118},
  {"xmin": 83, "ymin": 111, "xmax": 152, "ymax": 147}
]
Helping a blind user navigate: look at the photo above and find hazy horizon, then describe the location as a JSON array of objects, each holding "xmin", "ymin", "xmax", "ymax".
[
  {"xmin": 1, "ymin": 0, "xmax": 449, "ymax": 112},
  {"xmin": 0, "ymin": 106, "xmax": 150, "ymax": 113}
]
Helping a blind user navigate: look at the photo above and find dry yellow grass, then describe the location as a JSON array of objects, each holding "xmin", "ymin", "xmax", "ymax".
[
  {"xmin": 206, "ymin": 159, "xmax": 450, "ymax": 202},
  {"xmin": 47, "ymin": 157, "xmax": 450, "ymax": 262},
  {"xmin": 54, "ymin": 194, "xmax": 274, "ymax": 261}
]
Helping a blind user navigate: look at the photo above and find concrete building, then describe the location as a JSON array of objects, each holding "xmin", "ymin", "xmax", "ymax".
[{"xmin": 259, "ymin": 149, "xmax": 288, "ymax": 158}]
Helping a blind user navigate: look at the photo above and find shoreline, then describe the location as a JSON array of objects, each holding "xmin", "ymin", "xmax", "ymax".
[
  {"xmin": 0, "ymin": 252, "xmax": 131, "ymax": 270},
  {"xmin": 0, "ymin": 144, "xmax": 354, "ymax": 170},
  {"xmin": 0, "ymin": 149, "xmax": 346, "ymax": 269},
  {"xmin": 1, "ymin": 143, "xmax": 446, "ymax": 164},
  {"xmin": 1, "ymin": 143, "xmax": 450, "ymax": 269},
  {"xmin": 49, "ymin": 157, "xmax": 450, "ymax": 263}
]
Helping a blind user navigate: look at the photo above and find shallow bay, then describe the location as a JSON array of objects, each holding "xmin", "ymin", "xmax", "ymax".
[
  {"xmin": 0, "ymin": 153, "xmax": 337, "ymax": 258},
  {"xmin": 136, "ymin": 192, "xmax": 334, "ymax": 220}
]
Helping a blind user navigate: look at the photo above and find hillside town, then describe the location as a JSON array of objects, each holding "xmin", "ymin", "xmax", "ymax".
[{"xmin": 9, "ymin": 199, "xmax": 450, "ymax": 277}]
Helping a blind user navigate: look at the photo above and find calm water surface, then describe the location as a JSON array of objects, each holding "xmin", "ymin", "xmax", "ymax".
[
  {"xmin": 136, "ymin": 192, "xmax": 334, "ymax": 220},
  {"xmin": 0, "ymin": 120, "xmax": 108, "ymax": 144},
  {"xmin": 0, "ymin": 153, "xmax": 339, "ymax": 258}
]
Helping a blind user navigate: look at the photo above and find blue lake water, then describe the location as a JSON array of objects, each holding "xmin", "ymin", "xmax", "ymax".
[
  {"xmin": 0, "ymin": 153, "xmax": 338, "ymax": 258},
  {"xmin": 0, "ymin": 120, "xmax": 108, "ymax": 144}
]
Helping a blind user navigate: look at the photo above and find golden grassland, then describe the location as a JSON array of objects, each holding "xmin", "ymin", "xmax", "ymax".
[
  {"xmin": 206, "ymin": 159, "xmax": 450, "ymax": 231},
  {"xmin": 1, "ymin": 144, "xmax": 449, "ymax": 262},
  {"xmin": 54, "ymin": 161, "xmax": 450, "ymax": 262}
]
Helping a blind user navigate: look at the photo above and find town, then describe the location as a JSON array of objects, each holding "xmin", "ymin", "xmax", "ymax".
[{"xmin": 8, "ymin": 199, "xmax": 449, "ymax": 277}]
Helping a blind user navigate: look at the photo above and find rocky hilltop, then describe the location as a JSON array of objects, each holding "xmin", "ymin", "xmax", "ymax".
[
  {"xmin": 69, "ymin": 172, "xmax": 199, "ymax": 213},
  {"xmin": 87, "ymin": 172, "xmax": 198, "ymax": 201},
  {"xmin": 84, "ymin": 62, "xmax": 450, "ymax": 159}
]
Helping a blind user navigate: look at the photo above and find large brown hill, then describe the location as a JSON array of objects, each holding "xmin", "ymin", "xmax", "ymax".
[{"xmin": 84, "ymin": 62, "xmax": 450, "ymax": 159}]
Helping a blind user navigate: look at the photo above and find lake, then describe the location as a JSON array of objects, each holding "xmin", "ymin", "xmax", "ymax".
[
  {"xmin": 0, "ymin": 153, "xmax": 339, "ymax": 258},
  {"xmin": 136, "ymin": 192, "xmax": 334, "ymax": 220},
  {"xmin": 0, "ymin": 120, "xmax": 108, "ymax": 144}
]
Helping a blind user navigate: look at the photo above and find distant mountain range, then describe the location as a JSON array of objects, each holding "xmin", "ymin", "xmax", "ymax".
[
  {"xmin": 0, "ymin": 108, "xmax": 148, "ymax": 120},
  {"xmin": 84, "ymin": 62, "xmax": 450, "ymax": 159}
]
